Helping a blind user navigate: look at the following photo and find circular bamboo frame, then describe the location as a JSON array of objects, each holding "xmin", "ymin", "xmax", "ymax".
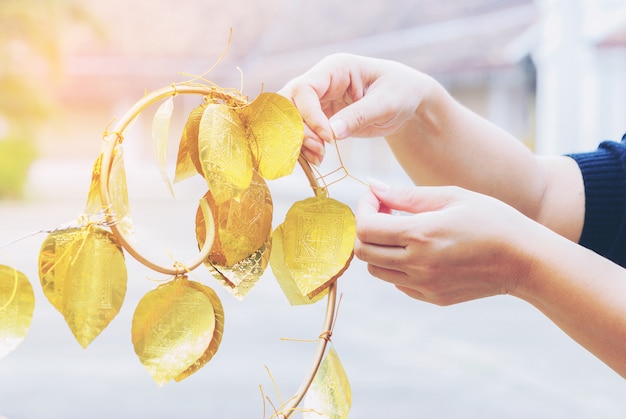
[{"xmin": 98, "ymin": 84, "xmax": 336, "ymax": 418}]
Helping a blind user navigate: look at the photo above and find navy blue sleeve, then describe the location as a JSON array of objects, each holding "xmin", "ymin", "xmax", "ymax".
[{"xmin": 567, "ymin": 133, "xmax": 626, "ymax": 268}]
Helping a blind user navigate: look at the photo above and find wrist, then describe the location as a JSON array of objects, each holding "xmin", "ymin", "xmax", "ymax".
[
  {"xmin": 506, "ymin": 219, "xmax": 575, "ymax": 304},
  {"xmin": 386, "ymin": 76, "xmax": 452, "ymax": 144}
]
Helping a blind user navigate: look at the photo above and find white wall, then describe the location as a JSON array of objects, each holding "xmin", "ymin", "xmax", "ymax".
[{"xmin": 533, "ymin": 0, "xmax": 626, "ymax": 154}]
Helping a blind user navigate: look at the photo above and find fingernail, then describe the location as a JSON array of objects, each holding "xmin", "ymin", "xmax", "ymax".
[
  {"xmin": 303, "ymin": 150, "xmax": 322, "ymax": 167},
  {"xmin": 330, "ymin": 118, "xmax": 348, "ymax": 140},
  {"xmin": 367, "ymin": 177, "xmax": 390, "ymax": 194}
]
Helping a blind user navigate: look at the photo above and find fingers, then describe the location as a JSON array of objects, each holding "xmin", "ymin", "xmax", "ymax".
[
  {"xmin": 355, "ymin": 238, "xmax": 408, "ymax": 271},
  {"xmin": 328, "ymin": 88, "xmax": 391, "ymax": 139},
  {"xmin": 301, "ymin": 132, "xmax": 325, "ymax": 166},
  {"xmin": 354, "ymin": 189, "xmax": 411, "ymax": 246},
  {"xmin": 369, "ymin": 181, "xmax": 464, "ymax": 214},
  {"xmin": 355, "ymin": 184, "xmax": 457, "ymax": 247}
]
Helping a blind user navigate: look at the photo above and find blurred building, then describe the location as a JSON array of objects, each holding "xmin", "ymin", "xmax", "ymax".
[{"xmin": 32, "ymin": 0, "xmax": 626, "ymax": 191}]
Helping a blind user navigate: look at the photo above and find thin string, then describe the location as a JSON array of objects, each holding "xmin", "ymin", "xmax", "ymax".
[
  {"xmin": 0, "ymin": 210, "xmax": 113, "ymax": 250},
  {"xmin": 261, "ymin": 368, "xmax": 319, "ymax": 419},
  {"xmin": 331, "ymin": 137, "xmax": 369, "ymax": 187},
  {"xmin": 279, "ymin": 293, "xmax": 343, "ymax": 344},
  {"xmin": 103, "ymin": 130, "xmax": 124, "ymax": 145},
  {"xmin": 303, "ymin": 138, "xmax": 370, "ymax": 197},
  {"xmin": 179, "ymin": 28, "xmax": 233, "ymax": 86}
]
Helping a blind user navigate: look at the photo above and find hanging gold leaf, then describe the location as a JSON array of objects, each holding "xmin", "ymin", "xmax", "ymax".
[
  {"xmin": 131, "ymin": 276, "xmax": 222, "ymax": 386},
  {"xmin": 38, "ymin": 226, "xmax": 127, "ymax": 348},
  {"xmin": 282, "ymin": 197, "xmax": 355, "ymax": 298},
  {"xmin": 198, "ymin": 103, "xmax": 253, "ymax": 205},
  {"xmin": 0, "ymin": 265, "xmax": 35, "ymax": 360},
  {"xmin": 109, "ymin": 146, "xmax": 132, "ymax": 225},
  {"xmin": 108, "ymin": 146, "xmax": 134, "ymax": 240},
  {"xmin": 196, "ymin": 171, "xmax": 273, "ymax": 267},
  {"xmin": 152, "ymin": 96, "xmax": 175, "ymax": 197},
  {"xmin": 205, "ymin": 239, "xmax": 271, "ymax": 300},
  {"xmin": 174, "ymin": 279, "xmax": 224, "ymax": 382},
  {"xmin": 303, "ymin": 346, "xmax": 352, "ymax": 419},
  {"xmin": 84, "ymin": 148, "xmax": 134, "ymax": 240},
  {"xmin": 269, "ymin": 224, "xmax": 328, "ymax": 306},
  {"xmin": 195, "ymin": 171, "xmax": 273, "ymax": 299},
  {"xmin": 174, "ymin": 103, "xmax": 206, "ymax": 183},
  {"xmin": 242, "ymin": 92, "xmax": 304, "ymax": 180},
  {"xmin": 84, "ymin": 153, "xmax": 104, "ymax": 217}
]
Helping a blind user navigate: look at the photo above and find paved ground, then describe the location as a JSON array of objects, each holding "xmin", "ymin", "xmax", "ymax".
[{"xmin": 1, "ymin": 160, "xmax": 625, "ymax": 418}]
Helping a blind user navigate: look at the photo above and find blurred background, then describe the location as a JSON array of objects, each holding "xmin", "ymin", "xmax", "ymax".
[{"xmin": 2, "ymin": 0, "xmax": 626, "ymax": 418}]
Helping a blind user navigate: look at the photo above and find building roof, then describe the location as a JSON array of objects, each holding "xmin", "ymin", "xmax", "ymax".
[{"xmin": 58, "ymin": 0, "xmax": 537, "ymax": 101}]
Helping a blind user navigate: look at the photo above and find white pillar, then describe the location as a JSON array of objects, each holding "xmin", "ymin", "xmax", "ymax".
[{"xmin": 532, "ymin": 0, "xmax": 598, "ymax": 155}]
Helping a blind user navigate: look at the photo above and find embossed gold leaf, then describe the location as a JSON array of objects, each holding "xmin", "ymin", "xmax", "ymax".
[
  {"xmin": 196, "ymin": 171, "xmax": 272, "ymax": 267},
  {"xmin": 152, "ymin": 97, "xmax": 175, "ymax": 197},
  {"xmin": 282, "ymin": 197, "xmax": 356, "ymax": 297},
  {"xmin": 270, "ymin": 224, "xmax": 328, "ymax": 306},
  {"xmin": 38, "ymin": 226, "xmax": 127, "ymax": 348},
  {"xmin": 195, "ymin": 173, "xmax": 272, "ymax": 299},
  {"xmin": 0, "ymin": 265, "xmax": 35, "ymax": 360},
  {"xmin": 174, "ymin": 279, "xmax": 224, "ymax": 382},
  {"xmin": 205, "ymin": 239, "xmax": 271, "ymax": 300},
  {"xmin": 84, "ymin": 153, "xmax": 104, "ymax": 216},
  {"xmin": 174, "ymin": 103, "xmax": 206, "ymax": 183},
  {"xmin": 303, "ymin": 346, "xmax": 352, "ymax": 419},
  {"xmin": 84, "ymin": 148, "xmax": 133, "ymax": 240},
  {"xmin": 242, "ymin": 92, "xmax": 304, "ymax": 180},
  {"xmin": 131, "ymin": 276, "xmax": 223, "ymax": 386},
  {"xmin": 198, "ymin": 103, "xmax": 253, "ymax": 205}
]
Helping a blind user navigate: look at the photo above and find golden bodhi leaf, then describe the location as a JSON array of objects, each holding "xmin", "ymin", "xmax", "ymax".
[
  {"xmin": 84, "ymin": 148, "xmax": 133, "ymax": 240},
  {"xmin": 38, "ymin": 226, "xmax": 127, "ymax": 348},
  {"xmin": 242, "ymin": 92, "xmax": 304, "ymax": 180},
  {"xmin": 131, "ymin": 276, "xmax": 224, "ymax": 386},
  {"xmin": 303, "ymin": 346, "xmax": 352, "ymax": 419},
  {"xmin": 270, "ymin": 224, "xmax": 328, "ymax": 306},
  {"xmin": 204, "ymin": 240, "xmax": 271, "ymax": 300},
  {"xmin": 173, "ymin": 279, "xmax": 224, "ymax": 382},
  {"xmin": 0, "ymin": 265, "xmax": 35, "ymax": 360},
  {"xmin": 152, "ymin": 97, "xmax": 175, "ymax": 197},
  {"xmin": 174, "ymin": 103, "xmax": 206, "ymax": 183},
  {"xmin": 195, "ymin": 172, "xmax": 272, "ymax": 299},
  {"xmin": 281, "ymin": 197, "xmax": 356, "ymax": 298},
  {"xmin": 197, "ymin": 171, "xmax": 273, "ymax": 267},
  {"xmin": 198, "ymin": 103, "xmax": 253, "ymax": 205}
]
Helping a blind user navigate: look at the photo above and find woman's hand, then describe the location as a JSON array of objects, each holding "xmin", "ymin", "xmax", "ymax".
[
  {"xmin": 354, "ymin": 181, "xmax": 538, "ymax": 305},
  {"xmin": 278, "ymin": 53, "xmax": 435, "ymax": 165}
]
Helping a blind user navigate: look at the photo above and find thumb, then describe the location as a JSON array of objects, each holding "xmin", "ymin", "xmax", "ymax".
[
  {"xmin": 329, "ymin": 92, "xmax": 387, "ymax": 140},
  {"xmin": 369, "ymin": 180, "xmax": 457, "ymax": 215}
]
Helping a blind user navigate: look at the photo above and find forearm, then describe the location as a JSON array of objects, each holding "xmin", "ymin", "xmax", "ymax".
[
  {"xmin": 513, "ymin": 222, "xmax": 626, "ymax": 378},
  {"xmin": 386, "ymin": 80, "xmax": 548, "ymax": 220}
]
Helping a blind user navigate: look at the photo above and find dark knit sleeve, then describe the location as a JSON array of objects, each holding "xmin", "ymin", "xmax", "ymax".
[{"xmin": 567, "ymin": 133, "xmax": 626, "ymax": 267}]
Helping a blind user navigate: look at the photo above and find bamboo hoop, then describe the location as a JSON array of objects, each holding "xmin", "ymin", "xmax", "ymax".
[{"xmin": 98, "ymin": 84, "xmax": 336, "ymax": 418}]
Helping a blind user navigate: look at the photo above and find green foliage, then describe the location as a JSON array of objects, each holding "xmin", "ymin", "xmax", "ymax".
[
  {"xmin": 0, "ymin": 138, "xmax": 37, "ymax": 199},
  {"xmin": 0, "ymin": 0, "xmax": 98, "ymax": 199}
]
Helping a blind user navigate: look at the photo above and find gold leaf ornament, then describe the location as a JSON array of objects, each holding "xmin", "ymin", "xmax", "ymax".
[
  {"xmin": 192, "ymin": 93, "xmax": 303, "ymax": 204},
  {"xmin": 198, "ymin": 103, "xmax": 253, "ymax": 205},
  {"xmin": 152, "ymin": 97, "xmax": 176, "ymax": 197},
  {"xmin": 0, "ymin": 265, "xmax": 35, "ymax": 360},
  {"xmin": 195, "ymin": 171, "xmax": 273, "ymax": 299},
  {"xmin": 84, "ymin": 148, "xmax": 133, "ymax": 240},
  {"xmin": 199, "ymin": 171, "xmax": 272, "ymax": 266},
  {"xmin": 174, "ymin": 103, "xmax": 206, "ymax": 182},
  {"xmin": 242, "ymin": 92, "xmax": 304, "ymax": 180},
  {"xmin": 131, "ymin": 276, "xmax": 224, "ymax": 386},
  {"xmin": 38, "ymin": 226, "xmax": 127, "ymax": 348},
  {"xmin": 277, "ymin": 196, "xmax": 356, "ymax": 298},
  {"xmin": 303, "ymin": 346, "xmax": 352, "ymax": 419},
  {"xmin": 270, "ymin": 224, "xmax": 328, "ymax": 306}
]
